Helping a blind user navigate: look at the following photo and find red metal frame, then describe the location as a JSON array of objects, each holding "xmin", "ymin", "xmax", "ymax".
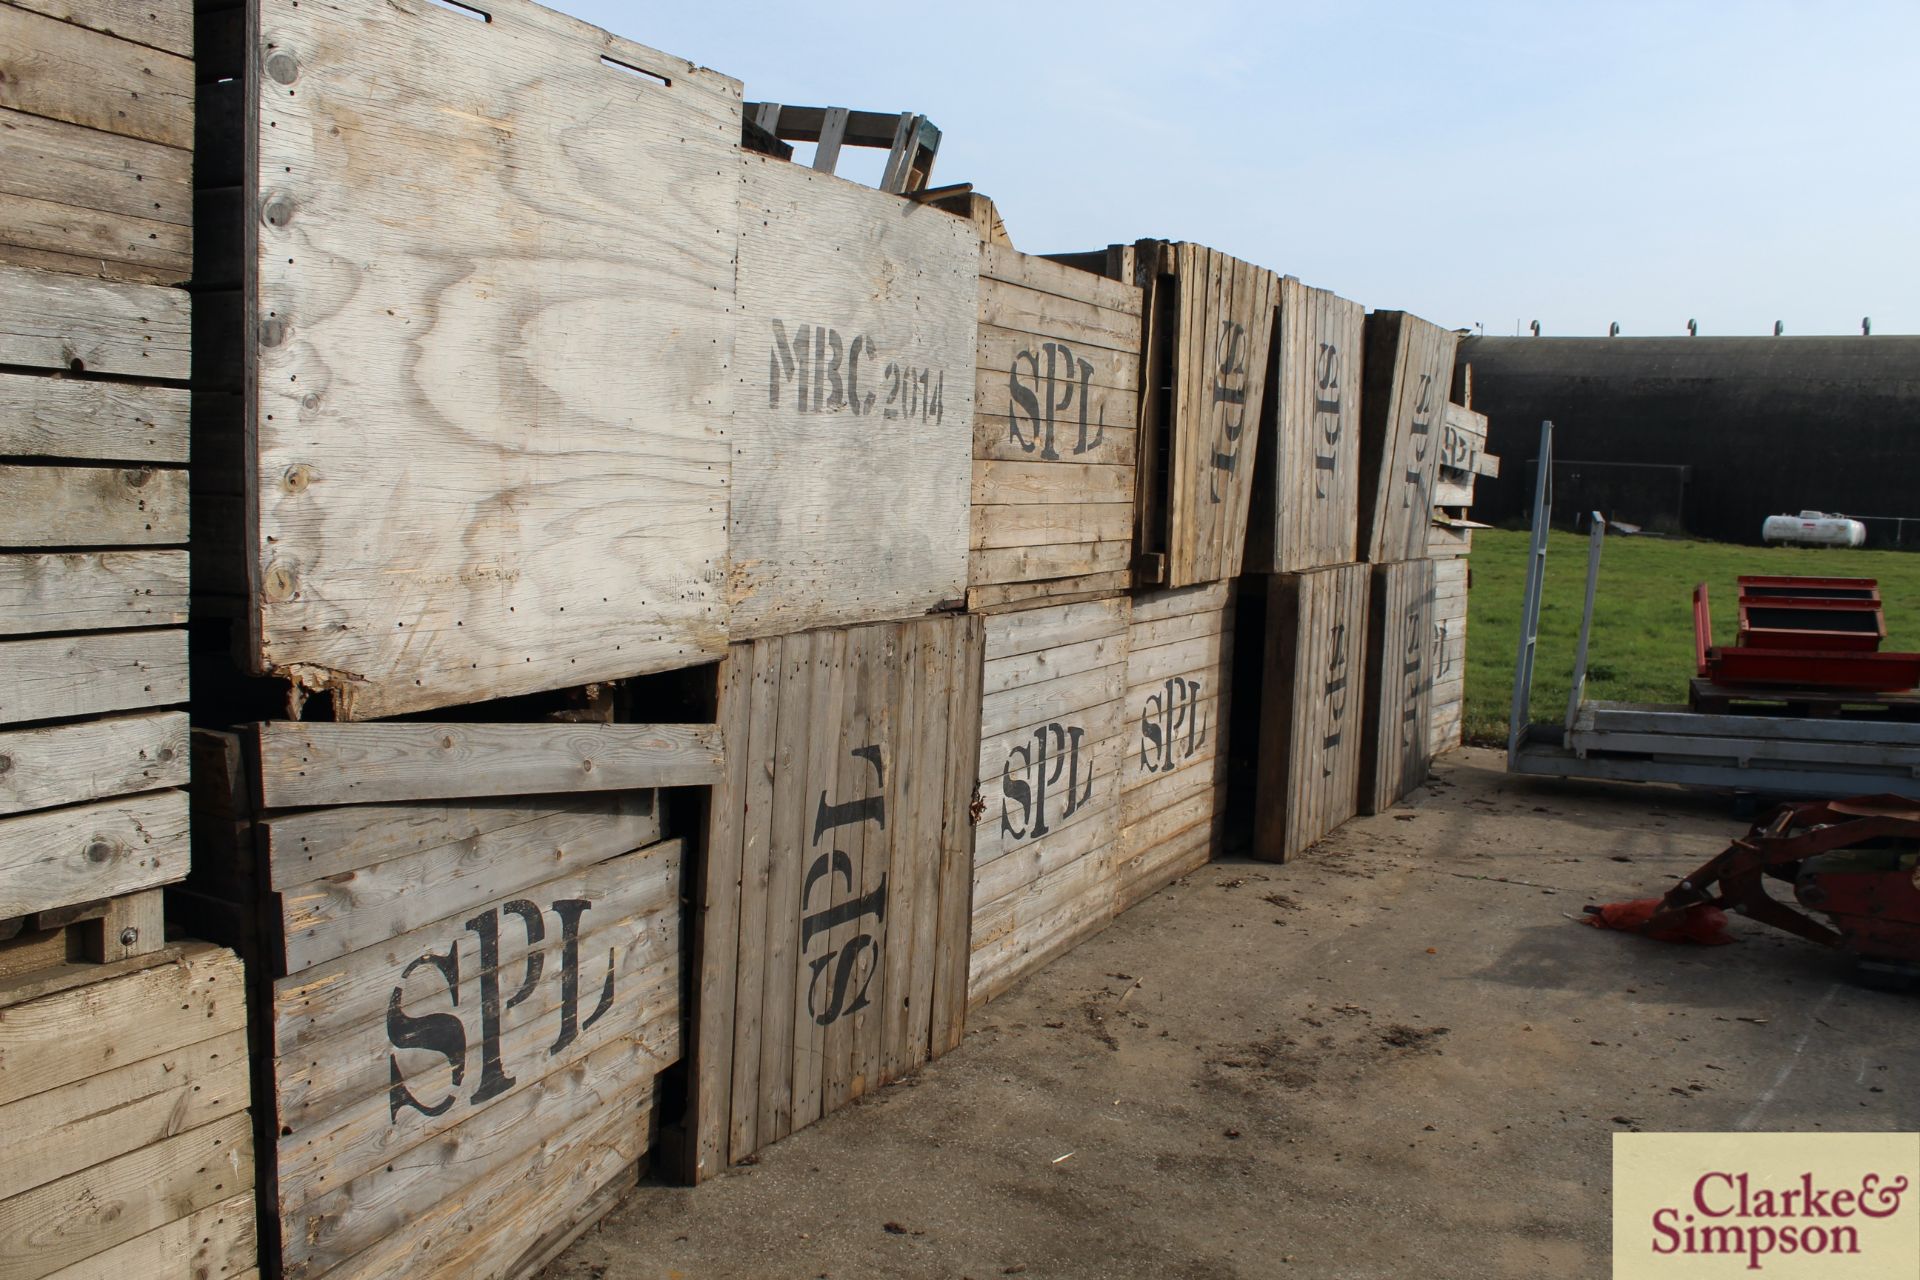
[
  {"xmin": 1737, "ymin": 575, "xmax": 1879, "ymax": 601},
  {"xmin": 1693, "ymin": 579, "xmax": 1918, "ymax": 691},
  {"xmin": 1653, "ymin": 797, "xmax": 1920, "ymax": 964},
  {"xmin": 1736, "ymin": 594, "xmax": 1886, "ymax": 652}
]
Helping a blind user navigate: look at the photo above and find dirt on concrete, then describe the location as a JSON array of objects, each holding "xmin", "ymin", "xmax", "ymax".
[{"xmin": 543, "ymin": 747, "xmax": 1920, "ymax": 1279}]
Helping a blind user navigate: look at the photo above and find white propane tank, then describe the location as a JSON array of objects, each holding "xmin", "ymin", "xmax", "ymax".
[{"xmin": 1761, "ymin": 510, "xmax": 1868, "ymax": 547}]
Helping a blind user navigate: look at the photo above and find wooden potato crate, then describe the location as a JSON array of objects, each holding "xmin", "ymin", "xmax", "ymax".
[
  {"xmin": 191, "ymin": 0, "xmax": 740, "ymax": 718},
  {"xmin": 1116, "ymin": 582, "xmax": 1233, "ymax": 911},
  {"xmin": 0, "ymin": 0, "xmax": 193, "ymax": 285},
  {"xmin": 1358, "ymin": 312, "xmax": 1461, "ymax": 563},
  {"xmin": 969, "ymin": 599, "xmax": 1127, "ymax": 1009},
  {"xmin": 184, "ymin": 718, "xmax": 722, "ymax": 1279},
  {"xmin": 969, "ymin": 243, "xmax": 1140, "ymax": 612},
  {"xmin": 1429, "ymin": 557, "xmax": 1468, "ymax": 756},
  {"xmin": 1360, "ymin": 559, "xmax": 1437, "ymax": 814},
  {"xmin": 1251, "ymin": 564, "xmax": 1369, "ymax": 862},
  {"xmin": 1052, "ymin": 241, "xmax": 1277, "ymax": 590},
  {"xmin": 0, "ymin": 0, "xmax": 193, "ymax": 940},
  {"xmin": 689, "ymin": 614, "xmax": 982, "ymax": 1182},
  {"xmin": 731, "ymin": 156, "xmax": 979, "ymax": 639},
  {"xmin": 1246, "ymin": 279, "xmax": 1367, "ymax": 574},
  {"xmin": 0, "ymin": 942, "xmax": 258, "ymax": 1280}
]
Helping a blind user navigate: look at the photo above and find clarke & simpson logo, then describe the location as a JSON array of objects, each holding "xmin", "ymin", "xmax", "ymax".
[{"xmin": 1614, "ymin": 1133, "xmax": 1920, "ymax": 1278}]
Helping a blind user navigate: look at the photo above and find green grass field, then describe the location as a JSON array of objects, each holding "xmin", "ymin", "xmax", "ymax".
[{"xmin": 1462, "ymin": 530, "xmax": 1920, "ymax": 745}]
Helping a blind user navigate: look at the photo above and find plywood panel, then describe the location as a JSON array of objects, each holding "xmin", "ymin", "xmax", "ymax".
[
  {"xmin": 731, "ymin": 157, "xmax": 977, "ymax": 638},
  {"xmin": 245, "ymin": 0, "xmax": 741, "ymax": 717}
]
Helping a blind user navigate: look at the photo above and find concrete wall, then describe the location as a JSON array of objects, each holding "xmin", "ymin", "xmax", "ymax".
[{"xmin": 1455, "ymin": 336, "xmax": 1920, "ymax": 546}]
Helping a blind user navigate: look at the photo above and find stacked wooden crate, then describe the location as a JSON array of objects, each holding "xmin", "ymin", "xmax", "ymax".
[
  {"xmin": 1353, "ymin": 312, "xmax": 1461, "ymax": 812},
  {"xmin": 1, "ymin": 0, "xmax": 193, "ymax": 972},
  {"xmin": 969, "ymin": 598, "xmax": 1127, "ymax": 1006},
  {"xmin": 691, "ymin": 616, "xmax": 981, "ymax": 1182},
  {"xmin": 189, "ymin": 723, "xmax": 714, "ymax": 1280},
  {"xmin": 1236, "ymin": 281, "xmax": 1373, "ymax": 862},
  {"xmin": 1427, "ymin": 401, "xmax": 1497, "ymax": 754},
  {"xmin": 1116, "ymin": 582, "xmax": 1232, "ymax": 910}
]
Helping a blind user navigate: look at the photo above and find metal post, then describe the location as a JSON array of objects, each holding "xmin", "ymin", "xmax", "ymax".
[
  {"xmin": 1565, "ymin": 513, "xmax": 1607, "ymax": 740},
  {"xmin": 1508, "ymin": 421, "xmax": 1554, "ymax": 765}
]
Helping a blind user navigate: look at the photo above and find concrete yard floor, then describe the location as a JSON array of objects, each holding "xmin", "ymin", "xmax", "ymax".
[{"xmin": 545, "ymin": 747, "xmax": 1920, "ymax": 1279}]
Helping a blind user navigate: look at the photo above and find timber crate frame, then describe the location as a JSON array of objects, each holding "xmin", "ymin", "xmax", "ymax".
[
  {"xmin": 1251, "ymin": 563, "xmax": 1369, "ymax": 863},
  {"xmin": 688, "ymin": 613, "xmax": 982, "ymax": 1181},
  {"xmin": 184, "ymin": 716, "xmax": 722, "ymax": 1280},
  {"xmin": 1359, "ymin": 559, "xmax": 1438, "ymax": 814},
  {"xmin": 970, "ymin": 599, "xmax": 1127, "ymax": 1009},
  {"xmin": 1048, "ymin": 241, "xmax": 1277, "ymax": 590},
  {"xmin": 1245, "ymin": 279, "xmax": 1367, "ymax": 575}
]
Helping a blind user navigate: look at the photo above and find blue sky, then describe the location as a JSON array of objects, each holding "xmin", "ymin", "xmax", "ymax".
[{"xmin": 554, "ymin": 1, "xmax": 1919, "ymax": 336}]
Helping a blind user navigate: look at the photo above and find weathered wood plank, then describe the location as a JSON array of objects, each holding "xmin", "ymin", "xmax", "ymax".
[
  {"xmin": 0, "ymin": 786, "xmax": 187, "ymax": 917},
  {"xmin": 0, "ymin": 709, "xmax": 186, "ymax": 815},
  {"xmin": 730, "ymin": 157, "xmax": 977, "ymax": 638},
  {"xmin": 9, "ymin": 0, "xmax": 193, "ymax": 58},
  {"xmin": 965, "ymin": 571, "xmax": 1129, "ymax": 615},
  {"xmin": 981, "ymin": 243, "xmax": 1141, "ymax": 314},
  {"xmin": 251, "ymin": 721, "xmax": 723, "ymax": 809},
  {"xmin": 255, "ymin": 794, "xmax": 607, "ymax": 889},
  {"xmin": 0, "ymin": 1027, "xmax": 246, "ymax": 1201},
  {"xmin": 968, "ymin": 539, "xmax": 1130, "ymax": 585},
  {"xmin": 37, "ymin": 1191, "xmax": 255, "ymax": 1280},
  {"xmin": 971, "ymin": 459, "xmax": 1132, "ymax": 505},
  {"xmin": 930, "ymin": 614, "xmax": 981, "ymax": 1054},
  {"xmin": 690, "ymin": 644, "xmax": 750, "ymax": 1183},
  {"xmin": 0, "ymin": 3, "xmax": 193, "ymax": 148},
  {"xmin": 976, "ymin": 324, "xmax": 1137, "ymax": 391},
  {"xmin": 0, "ymin": 191, "xmax": 191, "ymax": 284},
  {"xmin": 0, "ymin": 1112, "xmax": 251, "ymax": 1279},
  {"xmin": 247, "ymin": 0, "xmax": 740, "ymax": 717},
  {"xmin": 0, "ymin": 371, "xmax": 189, "ymax": 462},
  {"xmin": 0, "ymin": 628, "xmax": 186, "ymax": 725},
  {"xmin": 0, "ymin": 941, "xmax": 243, "ymax": 1107},
  {"xmin": 1359, "ymin": 559, "xmax": 1436, "ymax": 813},
  {"xmin": 971, "ymin": 501, "xmax": 1132, "ymax": 550},
  {"xmin": 1359, "ymin": 312, "xmax": 1459, "ymax": 562},
  {"xmin": 0, "ymin": 463, "xmax": 187, "ymax": 545},
  {"xmin": 0, "ymin": 263, "xmax": 189, "ymax": 378}
]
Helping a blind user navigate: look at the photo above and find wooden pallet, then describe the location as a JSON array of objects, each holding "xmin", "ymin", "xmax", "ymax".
[
  {"xmin": 687, "ymin": 614, "xmax": 981, "ymax": 1183},
  {"xmin": 1115, "ymin": 582, "xmax": 1233, "ymax": 911},
  {"xmin": 1358, "ymin": 312, "xmax": 1459, "ymax": 562},
  {"xmin": 1359, "ymin": 559, "xmax": 1437, "ymax": 813},
  {"xmin": 968, "ymin": 244, "xmax": 1141, "ymax": 611},
  {"xmin": 1245, "ymin": 279, "xmax": 1366, "ymax": 574},
  {"xmin": 970, "ymin": 599, "xmax": 1127, "ymax": 1009},
  {"xmin": 1251, "ymin": 564, "xmax": 1369, "ymax": 862},
  {"xmin": 186, "ymin": 718, "xmax": 717, "ymax": 1279},
  {"xmin": 0, "ymin": 941, "xmax": 258, "ymax": 1280}
]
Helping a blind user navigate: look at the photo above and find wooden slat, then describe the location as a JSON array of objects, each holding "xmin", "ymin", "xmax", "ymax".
[
  {"xmin": 0, "ymin": 709, "xmax": 186, "ymax": 815},
  {"xmin": 0, "ymin": 372, "xmax": 189, "ymax": 462},
  {"xmin": 0, "ymin": 786, "xmax": 187, "ymax": 917},
  {"xmin": 965, "ymin": 571, "xmax": 1129, "ymax": 615},
  {"xmin": 690, "ymin": 645, "xmax": 750, "ymax": 1183},
  {"xmin": 0, "ymin": 942, "xmax": 243, "ymax": 1107},
  {"xmin": 968, "ymin": 539, "xmax": 1130, "ymax": 585},
  {"xmin": 981, "ymin": 243, "xmax": 1141, "ymax": 314},
  {"xmin": 976, "ymin": 324, "xmax": 1137, "ymax": 390},
  {"xmin": 251, "ymin": 721, "xmax": 724, "ymax": 808},
  {"xmin": 971, "ymin": 501, "xmax": 1132, "ymax": 550},
  {"xmin": 930, "ymin": 615, "xmax": 981, "ymax": 1054},
  {"xmin": 0, "ymin": 463, "xmax": 187, "ymax": 545},
  {"xmin": 9, "ymin": 0, "xmax": 193, "ymax": 58},
  {"xmin": 0, "ymin": 3, "xmax": 193, "ymax": 148},
  {"xmin": 755, "ymin": 630, "xmax": 812, "ymax": 1150},
  {"xmin": 0, "ymin": 628, "xmax": 186, "ymax": 725},
  {"xmin": 971, "ymin": 459, "xmax": 1132, "ymax": 505},
  {"xmin": 0, "ymin": 263, "xmax": 189, "ymax": 379},
  {"xmin": 36, "ymin": 1191, "xmax": 255, "ymax": 1280},
  {"xmin": 0, "ymin": 1112, "xmax": 251, "ymax": 1278},
  {"xmin": 1359, "ymin": 559, "xmax": 1436, "ymax": 813},
  {"xmin": 0, "ymin": 1027, "xmax": 246, "ymax": 1201}
]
